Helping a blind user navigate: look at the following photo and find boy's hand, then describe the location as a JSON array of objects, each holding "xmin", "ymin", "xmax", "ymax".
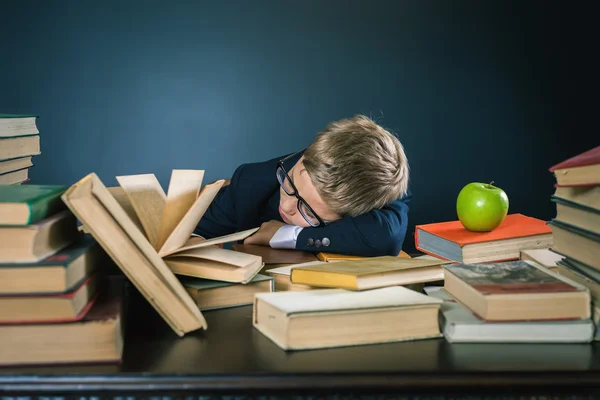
[{"xmin": 244, "ymin": 220, "xmax": 286, "ymax": 246}]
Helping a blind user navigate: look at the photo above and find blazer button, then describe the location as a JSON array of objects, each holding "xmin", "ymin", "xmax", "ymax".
[
  {"xmin": 314, "ymin": 239, "xmax": 322, "ymax": 247},
  {"xmin": 322, "ymin": 237, "xmax": 330, "ymax": 246},
  {"xmin": 307, "ymin": 238, "xmax": 314, "ymax": 246}
]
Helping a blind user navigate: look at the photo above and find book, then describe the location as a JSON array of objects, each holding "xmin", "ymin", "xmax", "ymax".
[
  {"xmin": 443, "ymin": 260, "xmax": 591, "ymax": 321},
  {"xmin": 0, "ymin": 274, "xmax": 97, "ymax": 323},
  {"xmin": 61, "ymin": 173, "xmax": 207, "ymax": 336},
  {"xmin": 0, "ymin": 135, "xmax": 40, "ymax": 161},
  {"xmin": 0, "ymin": 168, "xmax": 28, "ymax": 185},
  {"xmin": 520, "ymin": 248, "xmax": 563, "ymax": 270},
  {"xmin": 181, "ymin": 274, "xmax": 274, "ymax": 311},
  {"xmin": 552, "ymin": 197, "xmax": 600, "ymax": 235},
  {"xmin": 232, "ymin": 244, "xmax": 319, "ymax": 264},
  {"xmin": 316, "ymin": 250, "xmax": 411, "ymax": 262},
  {"xmin": 111, "ymin": 170, "xmax": 262, "ymax": 282},
  {"xmin": 552, "ymin": 185, "xmax": 600, "ymax": 211},
  {"xmin": 424, "ymin": 286, "xmax": 594, "ymax": 343},
  {"xmin": 0, "ymin": 236, "xmax": 106, "ymax": 294},
  {"xmin": 252, "ymin": 286, "xmax": 443, "ymax": 350},
  {"xmin": 415, "ymin": 214, "xmax": 553, "ymax": 263},
  {"xmin": 0, "ymin": 184, "xmax": 67, "ymax": 225},
  {"xmin": 549, "ymin": 145, "xmax": 600, "ymax": 186},
  {"xmin": 0, "ymin": 277, "xmax": 124, "ymax": 366},
  {"xmin": 265, "ymin": 262, "xmax": 324, "ymax": 292},
  {"xmin": 0, "ymin": 156, "xmax": 33, "ymax": 175},
  {"xmin": 0, "ymin": 114, "xmax": 38, "ymax": 138},
  {"xmin": 289, "ymin": 256, "xmax": 446, "ymax": 290},
  {"xmin": 556, "ymin": 260, "xmax": 600, "ymax": 300},
  {"xmin": 0, "ymin": 210, "xmax": 81, "ymax": 263},
  {"xmin": 549, "ymin": 219, "xmax": 600, "ymax": 270}
]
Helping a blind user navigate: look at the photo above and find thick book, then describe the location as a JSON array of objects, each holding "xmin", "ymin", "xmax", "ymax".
[
  {"xmin": 443, "ymin": 260, "xmax": 590, "ymax": 321},
  {"xmin": 424, "ymin": 286, "xmax": 594, "ymax": 343},
  {"xmin": 415, "ymin": 214, "xmax": 552, "ymax": 263},
  {"xmin": 0, "ymin": 274, "xmax": 97, "ymax": 323},
  {"xmin": 181, "ymin": 274, "xmax": 274, "ymax": 311},
  {"xmin": 0, "ymin": 277, "xmax": 124, "ymax": 366},
  {"xmin": 552, "ymin": 197, "xmax": 600, "ymax": 235},
  {"xmin": 290, "ymin": 256, "xmax": 446, "ymax": 290},
  {"xmin": 0, "ymin": 114, "xmax": 38, "ymax": 138},
  {"xmin": 0, "ymin": 135, "xmax": 40, "ymax": 161},
  {"xmin": 0, "ymin": 156, "xmax": 33, "ymax": 175},
  {"xmin": 549, "ymin": 145, "xmax": 600, "ymax": 186},
  {"xmin": 0, "ymin": 235, "xmax": 106, "ymax": 294},
  {"xmin": 556, "ymin": 259, "xmax": 600, "ymax": 300},
  {"xmin": 549, "ymin": 219, "xmax": 600, "ymax": 270},
  {"xmin": 253, "ymin": 286, "xmax": 442, "ymax": 350},
  {"xmin": 0, "ymin": 168, "xmax": 29, "ymax": 185},
  {"xmin": 0, "ymin": 184, "xmax": 67, "ymax": 225},
  {"xmin": 62, "ymin": 173, "xmax": 207, "ymax": 336},
  {"xmin": 552, "ymin": 185, "xmax": 600, "ymax": 211},
  {"xmin": 0, "ymin": 210, "xmax": 81, "ymax": 263}
]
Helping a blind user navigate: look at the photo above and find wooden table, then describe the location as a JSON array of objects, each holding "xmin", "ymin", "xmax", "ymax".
[{"xmin": 1, "ymin": 284, "xmax": 599, "ymax": 398}]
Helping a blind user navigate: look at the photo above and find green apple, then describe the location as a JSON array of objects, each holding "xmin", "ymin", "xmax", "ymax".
[{"xmin": 456, "ymin": 181, "xmax": 509, "ymax": 232}]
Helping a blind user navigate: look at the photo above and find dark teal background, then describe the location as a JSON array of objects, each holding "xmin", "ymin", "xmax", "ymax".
[{"xmin": 1, "ymin": 0, "xmax": 597, "ymax": 253}]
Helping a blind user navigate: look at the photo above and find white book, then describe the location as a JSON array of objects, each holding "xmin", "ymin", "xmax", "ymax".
[
  {"xmin": 253, "ymin": 286, "xmax": 443, "ymax": 350},
  {"xmin": 424, "ymin": 286, "xmax": 594, "ymax": 343}
]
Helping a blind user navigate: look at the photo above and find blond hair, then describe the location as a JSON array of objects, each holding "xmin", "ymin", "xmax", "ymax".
[{"xmin": 302, "ymin": 115, "xmax": 409, "ymax": 217}]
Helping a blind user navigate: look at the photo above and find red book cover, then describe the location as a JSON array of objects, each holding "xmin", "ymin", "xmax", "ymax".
[{"xmin": 549, "ymin": 145, "xmax": 600, "ymax": 171}]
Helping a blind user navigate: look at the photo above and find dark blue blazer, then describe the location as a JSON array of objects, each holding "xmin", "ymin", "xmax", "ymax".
[{"xmin": 194, "ymin": 151, "xmax": 411, "ymax": 257}]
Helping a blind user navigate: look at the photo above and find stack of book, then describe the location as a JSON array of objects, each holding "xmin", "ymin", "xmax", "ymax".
[
  {"xmin": 425, "ymin": 260, "xmax": 595, "ymax": 343},
  {"xmin": 0, "ymin": 184, "xmax": 123, "ymax": 366},
  {"xmin": 0, "ymin": 114, "xmax": 41, "ymax": 185},
  {"xmin": 548, "ymin": 145, "xmax": 600, "ymax": 341}
]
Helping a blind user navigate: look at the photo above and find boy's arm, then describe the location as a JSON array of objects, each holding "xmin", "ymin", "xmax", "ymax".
[
  {"xmin": 193, "ymin": 165, "xmax": 244, "ymax": 239},
  {"xmin": 292, "ymin": 195, "xmax": 411, "ymax": 257}
]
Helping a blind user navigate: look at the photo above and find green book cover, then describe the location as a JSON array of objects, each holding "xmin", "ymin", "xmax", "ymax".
[{"xmin": 0, "ymin": 184, "xmax": 68, "ymax": 225}]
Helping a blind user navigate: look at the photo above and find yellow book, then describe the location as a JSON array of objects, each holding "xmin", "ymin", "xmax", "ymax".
[
  {"xmin": 290, "ymin": 256, "xmax": 447, "ymax": 290},
  {"xmin": 316, "ymin": 250, "xmax": 411, "ymax": 262}
]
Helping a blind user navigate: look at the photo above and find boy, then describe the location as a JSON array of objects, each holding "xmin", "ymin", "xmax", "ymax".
[{"xmin": 194, "ymin": 115, "xmax": 411, "ymax": 257}]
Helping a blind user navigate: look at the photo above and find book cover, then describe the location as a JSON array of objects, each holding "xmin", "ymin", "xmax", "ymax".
[{"xmin": 444, "ymin": 260, "xmax": 580, "ymax": 295}]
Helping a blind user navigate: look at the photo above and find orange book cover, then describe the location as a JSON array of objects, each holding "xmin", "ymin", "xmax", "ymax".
[{"xmin": 415, "ymin": 214, "xmax": 551, "ymax": 252}]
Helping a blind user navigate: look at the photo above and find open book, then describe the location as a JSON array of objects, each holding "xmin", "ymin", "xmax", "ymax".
[{"xmin": 63, "ymin": 171, "xmax": 260, "ymax": 336}]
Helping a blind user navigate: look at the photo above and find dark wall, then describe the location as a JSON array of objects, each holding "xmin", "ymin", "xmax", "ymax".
[{"xmin": 1, "ymin": 0, "xmax": 597, "ymax": 253}]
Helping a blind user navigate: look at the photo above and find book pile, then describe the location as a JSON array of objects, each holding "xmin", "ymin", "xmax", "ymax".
[
  {"xmin": 548, "ymin": 145, "xmax": 600, "ymax": 340},
  {"xmin": 425, "ymin": 260, "xmax": 595, "ymax": 343},
  {"xmin": 0, "ymin": 184, "xmax": 123, "ymax": 366},
  {"xmin": 0, "ymin": 114, "xmax": 41, "ymax": 185},
  {"xmin": 64, "ymin": 170, "xmax": 273, "ymax": 335}
]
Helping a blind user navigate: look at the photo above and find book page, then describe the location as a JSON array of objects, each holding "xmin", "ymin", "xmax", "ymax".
[
  {"xmin": 156, "ymin": 170, "xmax": 204, "ymax": 251},
  {"xmin": 162, "ymin": 227, "xmax": 259, "ymax": 256},
  {"xmin": 157, "ymin": 180, "xmax": 225, "ymax": 256},
  {"xmin": 107, "ymin": 186, "xmax": 144, "ymax": 233},
  {"xmin": 116, "ymin": 174, "xmax": 166, "ymax": 248},
  {"xmin": 166, "ymin": 245, "xmax": 261, "ymax": 268}
]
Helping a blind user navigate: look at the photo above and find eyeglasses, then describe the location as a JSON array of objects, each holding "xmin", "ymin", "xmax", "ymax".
[{"xmin": 276, "ymin": 152, "xmax": 326, "ymax": 227}]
